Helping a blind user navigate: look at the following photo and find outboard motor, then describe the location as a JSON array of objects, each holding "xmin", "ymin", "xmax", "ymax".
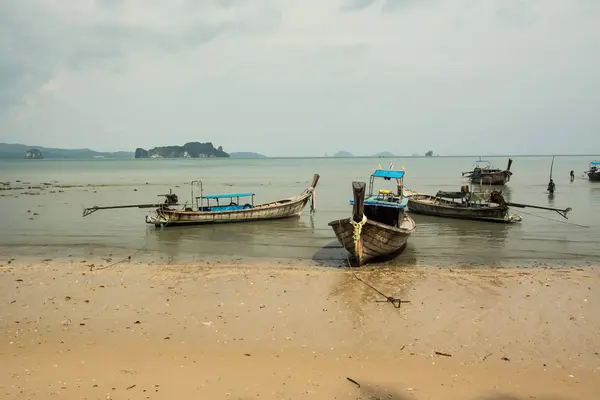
[
  {"xmin": 164, "ymin": 193, "xmax": 179, "ymax": 205},
  {"xmin": 490, "ymin": 190, "xmax": 506, "ymax": 206}
]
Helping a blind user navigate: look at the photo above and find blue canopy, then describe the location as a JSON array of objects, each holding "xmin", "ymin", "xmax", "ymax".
[
  {"xmin": 202, "ymin": 192, "xmax": 254, "ymax": 199},
  {"xmin": 591, "ymin": 161, "xmax": 600, "ymax": 166},
  {"xmin": 371, "ymin": 169, "xmax": 405, "ymax": 179},
  {"xmin": 349, "ymin": 197, "xmax": 408, "ymax": 209}
]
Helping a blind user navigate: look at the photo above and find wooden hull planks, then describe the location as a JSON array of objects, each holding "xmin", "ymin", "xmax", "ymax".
[
  {"xmin": 468, "ymin": 171, "xmax": 511, "ymax": 186},
  {"xmin": 406, "ymin": 194, "xmax": 521, "ymax": 223},
  {"xmin": 588, "ymin": 171, "xmax": 600, "ymax": 182},
  {"xmin": 329, "ymin": 217, "xmax": 415, "ymax": 267},
  {"xmin": 146, "ymin": 194, "xmax": 313, "ymax": 226},
  {"xmin": 145, "ymin": 174, "xmax": 319, "ymax": 227}
]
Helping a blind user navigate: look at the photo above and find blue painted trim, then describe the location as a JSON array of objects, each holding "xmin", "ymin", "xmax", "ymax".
[{"xmin": 202, "ymin": 192, "xmax": 254, "ymax": 199}]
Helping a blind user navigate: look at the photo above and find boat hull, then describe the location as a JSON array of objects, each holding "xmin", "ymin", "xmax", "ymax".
[
  {"xmin": 147, "ymin": 194, "xmax": 313, "ymax": 227},
  {"xmin": 328, "ymin": 216, "xmax": 416, "ymax": 266},
  {"xmin": 588, "ymin": 171, "xmax": 600, "ymax": 182},
  {"xmin": 407, "ymin": 194, "xmax": 521, "ymax": 223},
  {"xmin": 468, "ymin": 171, "xmax": 511, "ymax": 185}
]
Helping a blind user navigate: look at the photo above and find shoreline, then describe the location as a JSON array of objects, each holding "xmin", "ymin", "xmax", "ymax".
[
  {"xmin": 3, "ymin": 249, "xmax": 600, "ymax": 271},
  {"xmin": 2, "ymin": 261, "xmax": 599, "ymax": 399}
]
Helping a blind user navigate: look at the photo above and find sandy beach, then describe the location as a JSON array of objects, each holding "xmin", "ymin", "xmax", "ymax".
[{"xmin": 1, "ymin": 259, "xmax": 599, "ymax": 399}]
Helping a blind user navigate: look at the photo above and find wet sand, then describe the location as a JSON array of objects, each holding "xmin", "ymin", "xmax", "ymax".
[{"xmin": 1, "ymin": 260, "xmax": 599, "ymax": 399}]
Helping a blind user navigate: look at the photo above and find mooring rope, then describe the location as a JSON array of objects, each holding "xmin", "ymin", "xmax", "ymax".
[
  {"xmin": 337, "ymin": 218, "xmax": 409, "ymax": 309},
  {"xmin": 351, "ymin": 271, "xmax": 410, "ymax": 309},
  {"xmin": 349, "ymin": 215, "xmax": 367, "ymax": 259},
  {"xmin": 92, "ymin": 210, "xmax": 173, "ymax": 271}
]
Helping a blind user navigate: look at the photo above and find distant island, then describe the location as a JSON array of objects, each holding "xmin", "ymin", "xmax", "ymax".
[
  {"xmin": 333, "ymin": 151, "xmax": 353, "ymax": 157},
  {"xmin": 229, "ymin": 152, "xmax": 266, "ymax": 159},
  {"xmin": 374, "ymin": 151, "xmax": 395, "ymax": 157},
  {"xmin": 425, "ymin": 150, "xmax": 434, "ymax": 157},
  {"xmin": 0, "ymin": 143, "xmax": 133, "ymax": 159},
  {"xmin": 24, "ymin": 149, "xmax": 44, "ymax": 159},
  {"xmin": 134, "ymin": 142, "xmax": 229, "ymax": 158}
]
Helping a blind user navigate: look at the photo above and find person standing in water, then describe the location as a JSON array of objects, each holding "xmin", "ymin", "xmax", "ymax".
[
  {"xmin": 547, "ymin": 178, "xmax": 556, "ymax": 194},
  {"xmin": 570, "ymin": 170, "xmax": 575, "ymax": 182}
]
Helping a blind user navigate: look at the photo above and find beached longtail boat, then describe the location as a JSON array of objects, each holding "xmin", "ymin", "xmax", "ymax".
[
  {"xmin": 462, "ymin": 158, "xmax": 513, "ymax": 185},
  {"xmin": 406, "ymin": 185, "xmax": 571, "ymax": 223},
  {"xmin": 82, "ymin": 174, "xmax": 319, "ymax": 227},
  {"xmin": 586, "ymin": 161, "xmax": 600, "ymax": 182},
  {"xmin": 328, "ymin": 169, "xmax": 416, "ymax": 267}
]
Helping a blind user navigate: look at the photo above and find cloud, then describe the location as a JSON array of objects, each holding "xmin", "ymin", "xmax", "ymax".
[{"xmin": 0, "ymin": 0, "xmax": 599, "ymax": 156}]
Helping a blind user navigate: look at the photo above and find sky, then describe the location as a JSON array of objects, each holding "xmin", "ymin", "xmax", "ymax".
[{"xmin": 1, "ymin": 0, "xmax": 599, "ymax": 157}]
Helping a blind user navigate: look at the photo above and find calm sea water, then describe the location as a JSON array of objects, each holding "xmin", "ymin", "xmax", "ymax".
[{"xmin": 1, "ymin": 156, "xmax": 599, "ymax": 267}]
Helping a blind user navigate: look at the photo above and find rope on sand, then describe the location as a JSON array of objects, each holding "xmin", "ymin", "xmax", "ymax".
[
  {"xmin": 351, "ymin": 272, "xmax": 411, "ymax": 308},
  {"xmin": 92, "ymin": 212, "xmax": 173, "ymax": 271}
]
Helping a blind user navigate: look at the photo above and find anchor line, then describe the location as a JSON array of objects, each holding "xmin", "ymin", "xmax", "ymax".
[
  {"xmin": 93, "ymin": 209, "xmax": 173, "ymax": 271},
  {"xmin": 351, "ymin": 272, "xmax": 410, "ymax": 309},
  {"xmin": 337, "ymin": 214, "xmax": 409, "ymax": 309}
]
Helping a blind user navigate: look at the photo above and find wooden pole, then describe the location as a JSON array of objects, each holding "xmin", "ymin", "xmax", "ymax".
[
  {"xmin": 310, "ymin": 173, "xmax": 320, "ymax": 189},
  {"xmin": 352, "ymin": 181, "xmax": 366, "ymax": 223},
  {"xmin": 82, "ymin": 203, "xmax": 175, "ymax": 217},
  {"xmin": 506, "ymin": 202, "xmax": 571, "ymax": 219}
]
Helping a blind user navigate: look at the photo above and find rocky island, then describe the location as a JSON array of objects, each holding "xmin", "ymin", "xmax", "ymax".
[
  {"xmin": 24, "ymin": 149, "xmax": 43, "ymax": 159},
  {"xmin": 134, "ymin": 142, "xmax": 229, "ymax": 158},
  {"xmin": 333, "ymin": 151, "xmax": 353, "ymax": 157}
]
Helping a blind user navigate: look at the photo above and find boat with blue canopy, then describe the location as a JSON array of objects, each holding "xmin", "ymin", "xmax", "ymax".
[
  {"xmin": 587, "ymin": 161, "xmax": 600, "ymax": 182},
  {"xmin": 82, "ymin": 174, "xmax": 320, "ymax": 227},
  {"xmin": 328, "ymin": 168, "xmax": 415, "ymax": 266}
]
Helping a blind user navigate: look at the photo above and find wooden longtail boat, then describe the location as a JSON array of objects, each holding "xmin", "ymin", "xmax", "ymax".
[
  {"xmin": 328, "ymin": 169, "xmax": 416, "ymax": 267},
  {"xmin": 82, "ymin": 174, "xmax": 319, "ymax": 227},
  {"xmin": 462, "ymin": 158, "xmax": 513, "ymax": 185},
  {"xmin": 406, "ymin": 185, "xmax": 571, "ymax": 223},
  {"xmin": 586, "ymin": 161, "xmax": 600, "ymax": 182}
]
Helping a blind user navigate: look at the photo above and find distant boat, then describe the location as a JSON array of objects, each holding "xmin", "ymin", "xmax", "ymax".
[
  {"xmin": 93, "ymin": 156, "xmax": 105, "ymax": 159},
  {"xmin": 586, "ymin": 161, "xmax": 600, "ymax": 181},
  {"xmin": 83, "ymin": 174, "xmax": 320, "ymax": 227},
  {"xmin": 462, "ymin": 158, "xmax": 513, "ymax": 185},
  {"xmin": 328, "ymin": 169, "xmax": 415, "ymax": 266}
]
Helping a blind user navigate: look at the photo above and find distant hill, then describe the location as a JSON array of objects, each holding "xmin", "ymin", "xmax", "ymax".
[
  {"xmin": 0, "ymin": 143, "xmax": 133, "ymax": 159},
  {"xmin": 135, "ymin": 142, "xmax": 229, "ymax": 158},
  {"xmin": 333, "ymin": 151, "xmax": 353, "ymax": 157},
  {"xmin": 374, "ymin": 151, "xmax": 395, "ymax": 157},
  {"xmin": 229, "ymin": 152, "xmax": 266, "ymax": 159}
]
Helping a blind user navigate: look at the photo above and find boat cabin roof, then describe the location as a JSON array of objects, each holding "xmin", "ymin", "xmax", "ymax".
[
  {"xmin": 476, "ymin": 159, "xmax": 490, "ymax": 163},
  {"xmin": 591, "ymin": 161, "xmax": 600, "ymax": 166},
  {"xmin": 202, "ymin": 192, "xmax": 254, "ymax": 200},
  {"xmin": 371, "ymin": 169, "xmax": 405, "ymax": 179},
  {"xmin": 349, "ymin": 196, "xmax": 408, "ymax": 209}
]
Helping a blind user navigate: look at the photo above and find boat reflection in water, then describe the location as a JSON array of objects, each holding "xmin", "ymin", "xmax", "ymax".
[
  {"xmin": 148, "ymin": 218, "xmax": 314, "ymax": 263},
  {"xmin": 409, "ymin": 213, "xmax": 516, "ymax": 266}
]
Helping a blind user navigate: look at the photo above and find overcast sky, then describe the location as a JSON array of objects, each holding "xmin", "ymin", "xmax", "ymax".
[{"xmin": 1, "ymin": 0, "xmax": 599, "ymax": 156}]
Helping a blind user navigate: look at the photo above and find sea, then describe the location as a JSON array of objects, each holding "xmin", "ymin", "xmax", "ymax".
[{"xmin": 1, "ymin": 156, "xmax": 599, "ymax": 268}]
